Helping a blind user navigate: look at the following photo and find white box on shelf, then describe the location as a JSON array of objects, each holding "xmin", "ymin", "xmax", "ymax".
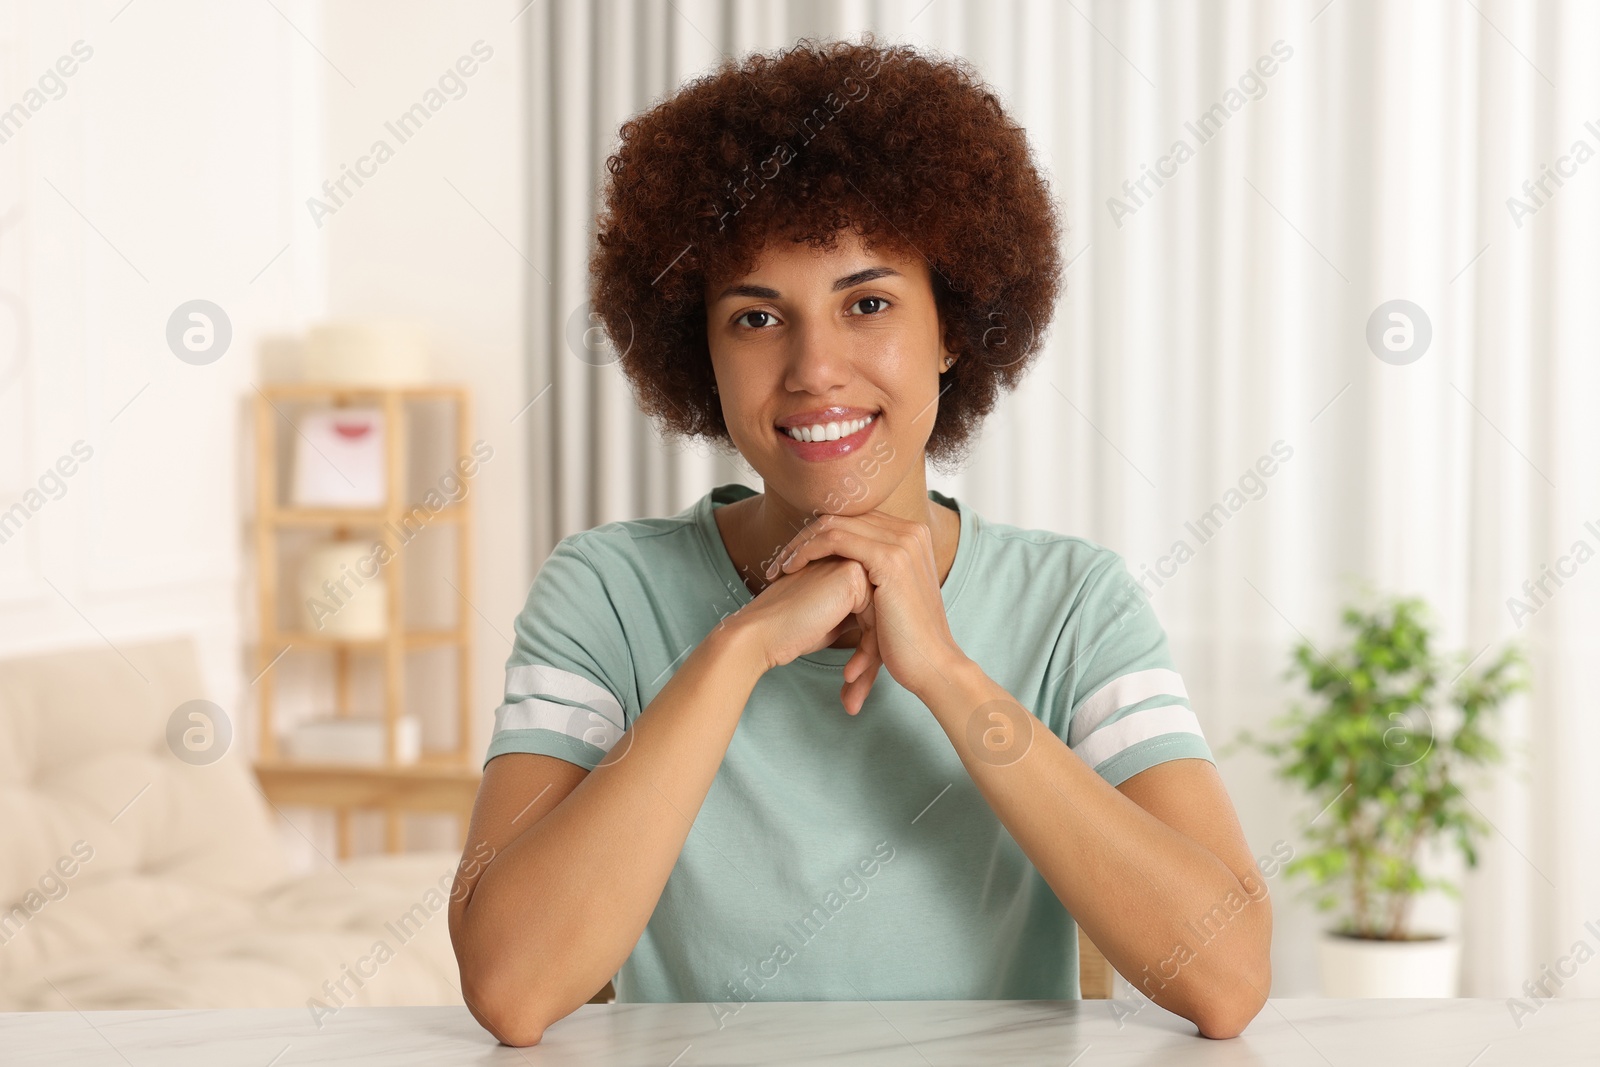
[
  {"xmin": 291, "ymin": 407, "xmax": 386, "ymax": 508},
  {"xmin": 283, "ymin": 715, "xmax": 421, "ymax": 765}
]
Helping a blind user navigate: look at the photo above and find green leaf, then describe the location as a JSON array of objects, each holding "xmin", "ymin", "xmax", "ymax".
[{"xmin": 1254, "ymin": 590, "xmax": 1519, "ymax": 934}]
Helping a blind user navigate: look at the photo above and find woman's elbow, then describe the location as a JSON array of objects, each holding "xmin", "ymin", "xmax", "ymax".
[
  {"xmin": 1195, "ymin": 959, "xmax": 1271, "ymax": 1039},
  {"xmin": 461, "ymin": 968, "xmax": 552, "ymax": 1048},
  {"xmin": 1195, "ymin": 999, "xmax": 1259, "ymax": 1040},
  {"xmin": 451, "ymin": 906, "xmax": 553, "ymax": 1045}
]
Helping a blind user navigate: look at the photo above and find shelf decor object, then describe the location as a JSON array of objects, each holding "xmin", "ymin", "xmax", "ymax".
[
  {"xmin": 303, "ymin": 320, "xmax": 429, "ymax": 385},
  {"xmin": 252, "ymin": 378, "xmax": 479, "ymax": 858},
  {"xmin": 298, "ymin": 539, "xmax": 389, "ymax": 639},
  {"xmin": 284, "ymin": 714, "xmax": 422, "ymax": 765},
  {"xmin": 291, "ymin": 407, "xmax": 387, "ymax": 508}
]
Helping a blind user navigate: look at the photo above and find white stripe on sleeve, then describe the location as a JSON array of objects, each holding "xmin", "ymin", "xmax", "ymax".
[
  {"xmin": 494, "ymin": 663, "xmax": 626, "ymax": 751},
  {"xmin": 1067, "ymin": 667, "xmax": 1188, "ymax": 746},
  {"xmin": 504, "ymin": 663, "xmax": 624, "ymax": 721},
  {"xmin": 1072, "ymin": 704, "xmax": 1206, "ymax": 772},
  {"xmin": 492, "ymin": 697, "xmax": 625, "ymax": 751}
]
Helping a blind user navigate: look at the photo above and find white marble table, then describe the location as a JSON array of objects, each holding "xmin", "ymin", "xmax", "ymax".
[{"xmin": 2, "ymin": 998, "xmax": 1595, "ymax": 1065}]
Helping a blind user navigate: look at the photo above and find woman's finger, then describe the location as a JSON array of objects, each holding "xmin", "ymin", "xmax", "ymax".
[
  {"xmin": 766, "ymin": 516, "xmax": 899, "ymax": 580},
  {"xmin": 843, "ymin": 624, "xmax": 877, "ymax": 685},
  {"xmin": 842, "ymin": 614, "xmax": 882, "ymax": 715}
]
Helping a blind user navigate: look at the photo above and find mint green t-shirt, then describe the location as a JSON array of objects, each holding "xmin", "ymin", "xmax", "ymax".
[{"xmin": 485, "ymin": 482, "xmax": 1213, "ymax": 1008}]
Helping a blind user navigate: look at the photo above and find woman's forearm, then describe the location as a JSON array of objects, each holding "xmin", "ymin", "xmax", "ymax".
[
  {"xmin": 453, "ymin": 620, "xmax": 769, "ymax": 1043},
  {"xmin": 914, "ymin": 656, "xmax": 1271, "ymax": 1038}
]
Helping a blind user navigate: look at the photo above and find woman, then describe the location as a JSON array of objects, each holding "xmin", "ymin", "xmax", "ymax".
[{"xmin": 449, "ymin": 34, "xmax": 1270, "ymax": 1047}]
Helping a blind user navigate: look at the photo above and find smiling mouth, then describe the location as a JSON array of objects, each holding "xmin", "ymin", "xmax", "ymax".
[{"xmin": 775, "ymin": 412, "xmax": 879, "ymax": 443}]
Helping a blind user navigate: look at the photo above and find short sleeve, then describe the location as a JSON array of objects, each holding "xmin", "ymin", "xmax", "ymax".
[
  {"xmin": 1062, "ymin": 552, "xmax": 1213, "ymax": 787},
  {"xmin": 483, "ymin": 536, "xmax": 635, "ymax": 771}
]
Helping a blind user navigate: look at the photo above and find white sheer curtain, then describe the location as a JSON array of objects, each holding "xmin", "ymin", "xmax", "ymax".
[{"xmin": 525, "ymin": 0, "xmax": 1599, "ymax": 999}]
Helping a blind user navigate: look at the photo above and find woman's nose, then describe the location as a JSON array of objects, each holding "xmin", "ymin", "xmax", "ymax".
[{"xmin": 783, "ymin": 321, "xmax": 850, "ymax": 393}]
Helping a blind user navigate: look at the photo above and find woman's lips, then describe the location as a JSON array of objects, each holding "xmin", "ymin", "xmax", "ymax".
[{"xmin": 775, "ymin": 415, "xmax": 879, "ymax": 461}]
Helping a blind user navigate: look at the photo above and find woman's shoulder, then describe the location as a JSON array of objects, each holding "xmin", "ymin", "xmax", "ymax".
[
  {"xmin": 555, "ymin": 511, "xmax": 701, "ymax": 568},
  {"xmin": 967, "ymin": 512, "xmax": 1149, "ymax": 633},
  {"xmin": 972, "ymin": 508, "xmax": 1126, "ymax": 579},
  {"xmin": 544, "ymin": 492, "xmax": 726, "ymax": 594},
  {"xmin": 557, "ymin": 483, "xmax": 755, "ymax": 557}
]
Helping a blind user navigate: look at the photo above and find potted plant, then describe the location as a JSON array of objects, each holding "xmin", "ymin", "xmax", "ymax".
[{"xmin": 1225, "ymin": 591, "xmax": 1528, "ymax": 996}]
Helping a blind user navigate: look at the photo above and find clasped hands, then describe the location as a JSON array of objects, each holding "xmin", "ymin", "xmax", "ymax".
[{"xmin": 755, "ymin": 508, "xmax": 967, "ymax": 714}]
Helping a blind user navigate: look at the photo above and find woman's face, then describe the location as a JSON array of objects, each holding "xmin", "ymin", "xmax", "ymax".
[{"xmin": 704, "ymin": 227, "xmax": 953, "ymax": 511}]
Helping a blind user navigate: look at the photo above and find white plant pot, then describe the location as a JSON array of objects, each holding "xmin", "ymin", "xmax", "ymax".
[{"xmin": 1317, "ymin": 931, "xmax": 1461, "ymax": 997}]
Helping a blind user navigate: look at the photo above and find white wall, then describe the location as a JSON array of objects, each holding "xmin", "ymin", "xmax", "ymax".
[
  {"xmin": 0, "ymin": 0, "xmax": 527, "ymax": 864},
  {"xmin": 0, "ymin": 1, "xmax": 317, "ymax": 736}
]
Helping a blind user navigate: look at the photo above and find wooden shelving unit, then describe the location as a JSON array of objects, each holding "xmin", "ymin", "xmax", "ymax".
[{"xmin": 251, "ymin": 383, "xmax": 480, "ymax": 857}]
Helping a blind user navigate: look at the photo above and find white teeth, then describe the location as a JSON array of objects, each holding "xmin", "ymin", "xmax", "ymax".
[{"xmin": 783, "ymin": 413, "xmax": 875, "ymax": 443}]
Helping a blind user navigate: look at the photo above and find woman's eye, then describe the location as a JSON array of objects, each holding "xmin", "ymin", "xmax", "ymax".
[{"xmin": 735, "ymin": 300, "xmax": 887, "ymax": 328}]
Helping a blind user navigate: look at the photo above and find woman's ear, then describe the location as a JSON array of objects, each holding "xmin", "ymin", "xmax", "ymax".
[
  {"xmin": 940, "ymin": 327, "xmax": 960, "ymax": 373},
  {"xmin": 935, "ymin": 307, "xmax": 960, "ymax": 374}
]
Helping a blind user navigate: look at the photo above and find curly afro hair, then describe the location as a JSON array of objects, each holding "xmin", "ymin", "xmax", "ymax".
[{"xmin": 588, "ymin": 32, "xmax": 1064, "ymax": 472}]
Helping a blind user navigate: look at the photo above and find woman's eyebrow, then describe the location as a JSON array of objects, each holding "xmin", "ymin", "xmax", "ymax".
[{"xmin": 713, "ymin": 266, "xmax": 904, "ymax": 303}]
